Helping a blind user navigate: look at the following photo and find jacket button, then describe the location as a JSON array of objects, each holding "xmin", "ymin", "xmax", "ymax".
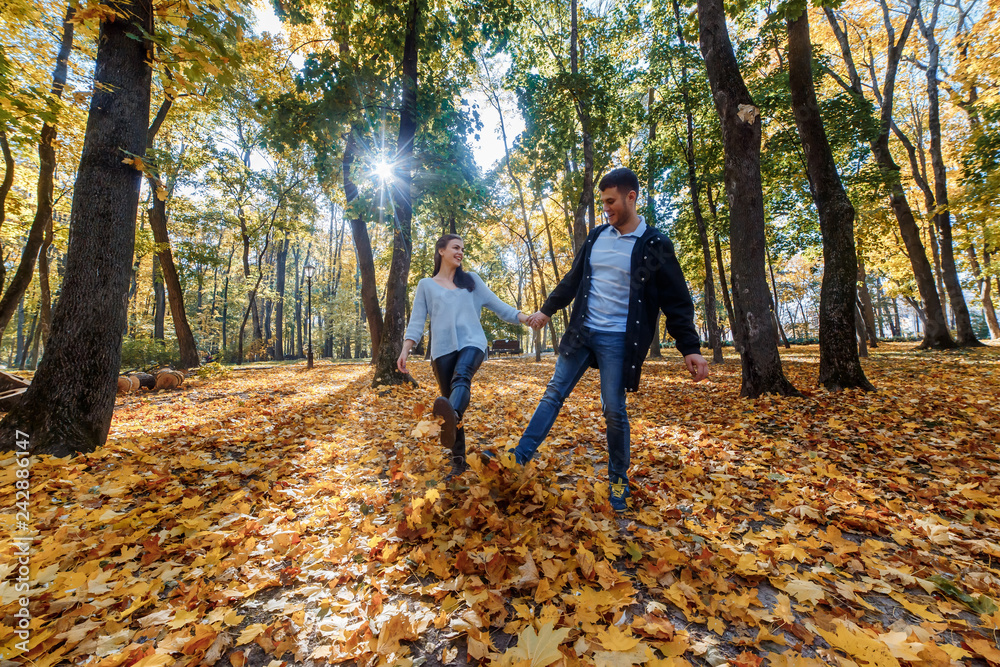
[
  {"xmin": 632, "ymin": 365, "xmax": 636, "ymax": 369},
  {"xmin": 635, "ymin": 320, "xmax": 639, "ymax": 324},
  {"xmin": 634, "ymin": 342, "xmax": 638, "ymax": 346}
]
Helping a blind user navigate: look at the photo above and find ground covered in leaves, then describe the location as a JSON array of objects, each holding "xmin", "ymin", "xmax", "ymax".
[{"xmin": 3, "ymin": 343, "xmax": 1000, "ymax": 667}]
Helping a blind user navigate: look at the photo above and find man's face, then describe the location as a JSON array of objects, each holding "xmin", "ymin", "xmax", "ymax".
[{"xmin": 601, "ymin": 187, "xmax": 637, "ymax": 229}]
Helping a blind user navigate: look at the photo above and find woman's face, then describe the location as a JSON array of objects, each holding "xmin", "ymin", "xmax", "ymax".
[{"xmin": 440, "ymin": 239, "xmax": 464, "ymax": 269}]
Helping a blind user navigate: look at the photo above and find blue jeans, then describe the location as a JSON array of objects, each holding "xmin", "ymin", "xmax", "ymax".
[{"xmin": 514, "ymin": 328, "xmax": 630, "ymax": 485}]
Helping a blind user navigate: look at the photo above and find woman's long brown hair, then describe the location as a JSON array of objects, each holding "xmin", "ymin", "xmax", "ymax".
[{"xmin": 433, "ymin": 234, "xmax": 475, "ymax": 292}]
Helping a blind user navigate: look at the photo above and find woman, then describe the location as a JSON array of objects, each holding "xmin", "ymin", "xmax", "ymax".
[{"xmin": 398, "ymin": 234, "xmax": 529, "ymax": 479}]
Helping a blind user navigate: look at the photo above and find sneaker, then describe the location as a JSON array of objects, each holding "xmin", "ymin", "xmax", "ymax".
[
  {"xmin": 480, "ymin": 447, "xmax": 522, "ymax": 468},
  {"xmin": 609, "ymin": 478, "xmax": 631, "ymax": 513}
]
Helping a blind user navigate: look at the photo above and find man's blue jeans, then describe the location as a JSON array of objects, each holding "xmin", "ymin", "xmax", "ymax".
[{"xmin": 514, "ymin": 328, "xmax": 630, "ymax": 485}]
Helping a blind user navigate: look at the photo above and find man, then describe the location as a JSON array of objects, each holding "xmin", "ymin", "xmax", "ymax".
[{"xmin": 517, "ymin": 167, "xmax": 708, "ymax": 513}]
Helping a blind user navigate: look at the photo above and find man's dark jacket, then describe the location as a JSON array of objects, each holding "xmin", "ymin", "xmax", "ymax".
[{"xmin": 540, "ymin": 223, "xmax": 701, "ymax": 392}]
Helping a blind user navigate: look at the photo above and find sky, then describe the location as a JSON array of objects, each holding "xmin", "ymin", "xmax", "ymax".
[{"xmin": 252, "ymin": 3, "xmax": 524, "ymax": 173}]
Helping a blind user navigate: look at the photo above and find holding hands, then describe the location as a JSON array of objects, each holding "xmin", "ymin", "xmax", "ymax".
[{"xmin": 523, "ymin": 311, "xmax": 549, "ymax": 330}]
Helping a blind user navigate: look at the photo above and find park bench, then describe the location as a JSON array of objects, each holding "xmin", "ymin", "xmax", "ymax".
[{"xmin": 490, "ymin": 339, "xmax": 522, "ymax": 356}]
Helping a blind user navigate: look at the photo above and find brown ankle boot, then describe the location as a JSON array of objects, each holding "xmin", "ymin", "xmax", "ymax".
[{"xmin": 433, "ymin": 397, "xmax": 457, "ymax": 451}]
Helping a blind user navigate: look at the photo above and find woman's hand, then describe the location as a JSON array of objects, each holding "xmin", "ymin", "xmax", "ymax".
[
  {"xmin": 517, "ymin": 312, "xmax": 529, "ymax": 325},
  {"xmin": 397, "ymin": 348, "xmax": 409, "ymax": 374}
]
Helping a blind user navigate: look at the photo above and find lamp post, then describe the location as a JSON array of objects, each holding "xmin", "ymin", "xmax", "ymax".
[{"xmin": 305, "ymin": 263, "xmax": 315, "ymax": 369}]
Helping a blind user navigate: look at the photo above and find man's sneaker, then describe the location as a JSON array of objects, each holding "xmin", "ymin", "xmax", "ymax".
[
  {"xmin": 480, "ymin": 447, "xmax": 523, "ymax": 468},
  {"xmin": 609, "ymin": 478, "xmax": 631, "ymax": 513}
]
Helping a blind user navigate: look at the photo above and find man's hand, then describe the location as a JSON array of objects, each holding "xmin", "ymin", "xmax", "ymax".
[
  {"xmin": 684, "ymin": 353, "xmax": 709, "ymax": 382},
  {"xmin": 527, "ymin": 312, "xmax": 550, "ymax": 330}
]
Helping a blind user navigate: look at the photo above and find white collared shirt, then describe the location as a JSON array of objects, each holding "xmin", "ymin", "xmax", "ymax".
[{"xmin": 584, "ymin": 216, "xmax": 647, "ymax": 332}]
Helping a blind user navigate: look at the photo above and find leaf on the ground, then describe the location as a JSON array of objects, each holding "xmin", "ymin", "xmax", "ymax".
[
  {"xmin": 814, "ymin": 622, "xmax": 900, "ymax": 667},
  {"xmin": 595, "ymin": 624, "xmax": 641, "ymax": 651},
  {"xmin": 503, "ymin": 622, "xmax": 571, "ymax": 667},
  {"xmin": 964, "ymin": 637, "xmax": 1000, "ymax": 664},
  {"xmin": 593, "ymin": 643, "xmax": 652, "ymax": 667}
]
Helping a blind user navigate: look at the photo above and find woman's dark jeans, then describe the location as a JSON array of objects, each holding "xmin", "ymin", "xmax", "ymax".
[{"xmin": 430, "ymin": 346, "xmax": 485, "ymax": 462}]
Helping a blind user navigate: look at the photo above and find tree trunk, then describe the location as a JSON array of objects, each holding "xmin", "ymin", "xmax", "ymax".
[
  {"xmin": 19, "ymin": 307, "xmax": 38, "ymax": 370},
  {"xmin": 371, "ymin": 0, "xmax": 420, "ymax": 388},
  {"xmin": 918, "ymin": 1, "xmax": 981, "ymax": 346},
  {"xmin": 979, "ymin": 249, "xmax": 1000, "ymax": 339},
  {"xmin": 14, "ymin": 298, "xmax": 24, "ymax": 364},
  {"xmin": 152, "ymin": 255, "xmax": 165, "ymax": 340},
  {"xmin": 344, "ymin": 131, "xmax": 383, "ymax": 362},
  {"xmin": 856, "ymin": 255, "xmax": 879, "ymax": 347},
  {"xmin": 37, "ymin": 218, "xmax": 54, "ymax": 354},
  {"xmin": 569, "ymin": 0, "xmax": 592, "ymax": 255},
  {"xmin": 0, "ymin": 3, "xmax": 75, "ymax": 339},
  {"xmin": 274, "ymin": 235, "xmax": 289, "ymax": 360},
  {"xmin": 855, "ymin": 301, "xmax": 869, "ymax": 358},
  {"xmin": 697, "ymin": 0, "xmax": 798, "ymax": 397},
  {"xmin": 484, "ymin": 55, "xmax": 544, "ymax": 361},
  {"xmin": 237, "ymin": 209, "xmax": 263, "ymax": 343},
  {"xmin": 145, "ymin": 161, "xmax": 200, "ymax": 367},
  {"xmin": 0, "ymin": 0, "xmax": 152, "ymax": 455},
  {"xmin": 540, "ymin": 198, "xmax": 570, "ymax": 331},
  {"xmin": 648, "ymin": 313, "xmax": 662, "ymax": 359},
  {"xmin": 766, "ymin": 248, "xmax": 791, "ymax": 348},
  {"xmin": 673, "ymin": 0, "xmax": 722, "ymax": 363},
  {"xmin": 824, "ymin": 5, "xmax": 954, "ymax": 350},
  {"xmin": 707, "ymin": 186, "xmax": 739, "ymax": 352},
  {"xmin": 787, "ymin": 9, "xmax": 872, "ymax": 390},
  {"xmin": 0, "ymin": 130, "xmax": 13, "ymax": 289},
  {"xmin": 221, "ymin": 246, "xmax": 234, "ymax": 355}
]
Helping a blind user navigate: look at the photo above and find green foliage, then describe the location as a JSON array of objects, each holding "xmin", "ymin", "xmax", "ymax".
[
  {"xmin": 120, "ymin": 338, "xmax": 180, "ymax": 371},
  {"xmin": 193, "ymin": 361, "xmax": 230, "ymax": 379}
]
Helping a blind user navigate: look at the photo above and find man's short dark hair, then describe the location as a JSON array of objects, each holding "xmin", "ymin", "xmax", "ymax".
[{"xmin": 598, "ymin": 168, "xmax": 640, "ymax": 196}]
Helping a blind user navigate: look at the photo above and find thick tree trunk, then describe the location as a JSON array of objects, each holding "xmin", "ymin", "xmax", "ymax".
[
  {"xmin": 824, "ymin": 5, "xmax": 954, "ymax": 350},
  {"xmin": 0, "ymin": 3, "xmax": 75, "ymax": 339},
  {"xmin": 343, "ymin": 132, "xmax": 383, "ymax": 362},
  {"xmin": 274, "ymin": 235, "xmax": 289, "ymax": 361},
  {"xmin": 697, "ymin": 0, "xmax": 798, "ymax": 397},
  {"xmin": 787, "ymin": 10, "xmax": 872, "ymax": 390},
  {"xmin": 0, "ymin": 0, "xmax": 152, "ymax": 455},
  {"xmin": 372, "ymin": 0, "xmax": 420, "ymax": 387}
]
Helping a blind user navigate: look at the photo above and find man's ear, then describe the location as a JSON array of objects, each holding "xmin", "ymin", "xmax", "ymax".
[{"xmin": 628, "ymin": 189, "xmax": 638, "ymax": 205}]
